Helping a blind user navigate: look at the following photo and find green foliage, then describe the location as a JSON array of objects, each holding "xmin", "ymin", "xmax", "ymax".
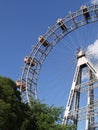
[
  {"xmin": 0, "ymin": 76, "xmax": 76, "ymax": 130},
  {"xmin": 0, "ymin": 76, "xmax": 20, "ymax": 102},
  {"xmin": 30, "ymin": 99, "xmax": 76, "ymax": 130},
  {"xmin": 0, "ymin": 77, "xmax": 21, "ymax": 130},
  {"xmin": 0, "ymin": 76, "xmax": 36, "ymax": 130}
]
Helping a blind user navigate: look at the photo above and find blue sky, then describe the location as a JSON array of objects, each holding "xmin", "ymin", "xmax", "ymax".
[
  {"xmin": 1, "ymin": 0, "xmax": 98, "ymax": 129},
  {"xmin": 1, "ymin": 0, "xmax": 98, "ymax": 119}
]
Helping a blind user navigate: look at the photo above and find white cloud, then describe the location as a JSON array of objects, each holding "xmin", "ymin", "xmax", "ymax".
[
  {"xmin": 86, "ymin": 39, "xmax": 98, "ymax": 71},
  {"xmin": 91, "ymin": 0, "xmax": 98, "ymax": 4},
  {"xmin": 86, "ymin": 39, "xmax": 98, "ymax": 60},
  {"xmin": 77, "ymin": 39, "xmax": 98, "ymax": 81}
]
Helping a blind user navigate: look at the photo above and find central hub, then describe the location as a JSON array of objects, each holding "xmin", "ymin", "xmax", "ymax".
[{"xmin": 77, "ymin": 48, "xmax": 85, "ymax": 59}]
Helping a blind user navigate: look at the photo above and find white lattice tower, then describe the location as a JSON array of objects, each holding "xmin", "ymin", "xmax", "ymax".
[{"xmin": 63, "ymin": 49, "xmax": 98, "ymax": 130}]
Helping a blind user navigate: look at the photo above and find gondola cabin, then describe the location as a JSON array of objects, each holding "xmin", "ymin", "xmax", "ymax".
[
  {"xmin": 38, "ymin": 36, "xmax": 49, "ymax": 47},
  {"xmin": 16, "ymin": 80, "xmax": 26, "ymax": 91},
  {"xmin": 81, "ymin": 5, "xmax": 90, "ymax": 20},
  {"xmin": 24, "ymin": 56, "xmax": 35, "ymax": 66},
  {"xmin": 57, "ymin": 18, "xmax": 67, "ymax": 31}
]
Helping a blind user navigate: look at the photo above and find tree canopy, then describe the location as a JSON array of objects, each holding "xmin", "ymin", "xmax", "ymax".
[
  {"xmin": 0, "ymin": 76, "xmax": 36, "ymax": 130},
  {"xmin": 0, "ymin": 76, "xmax": 76, "ymax": 130},
  {"xmin": 30, "ymin": 99, "xmax": 76, "ymax": 130}
]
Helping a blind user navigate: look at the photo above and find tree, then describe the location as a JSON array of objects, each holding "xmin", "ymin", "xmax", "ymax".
[
  {"xmin": 0, "ymin": 76, "xmax": 76, "ymax": 130},
  {"xmin": 30, "ymin": 99, "xmax": 76, "ymax": 130},
  {"xmin": 0, "ymin": 76, "xmax": 36, "ymax": 130}
]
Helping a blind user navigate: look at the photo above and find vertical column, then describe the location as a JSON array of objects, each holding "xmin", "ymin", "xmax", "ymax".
[
  {"xmin": 74, "ymin": 69, "xmax": 82, "ymax": 126},
  {"xmin": 85, "ymin": 70, "xmax": 95, "ymax": 130}
]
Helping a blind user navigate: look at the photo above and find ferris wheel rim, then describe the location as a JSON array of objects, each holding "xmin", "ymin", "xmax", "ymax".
[{"xmin": 19, "ymin": 4, "xmax": 98, "ymax": 103}]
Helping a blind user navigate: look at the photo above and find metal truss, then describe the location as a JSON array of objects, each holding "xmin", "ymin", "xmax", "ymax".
[
  {"xmin": 63, "ymin": 49, "xmax": 98, "ymax": 130},
  {"xmin": 17, "ymin": 4, "xmax": 98, "ymax": 104}
]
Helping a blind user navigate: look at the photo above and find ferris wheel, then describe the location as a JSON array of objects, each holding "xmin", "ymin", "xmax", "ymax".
[{"xmin": 16, "ymin": 4, "xmax": 98, "ymax": 104}]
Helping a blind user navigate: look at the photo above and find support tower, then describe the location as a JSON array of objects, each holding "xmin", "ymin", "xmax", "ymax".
[{"xmin": 63, "ymin": 49, "xmax": 98, "ymax": 130}]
